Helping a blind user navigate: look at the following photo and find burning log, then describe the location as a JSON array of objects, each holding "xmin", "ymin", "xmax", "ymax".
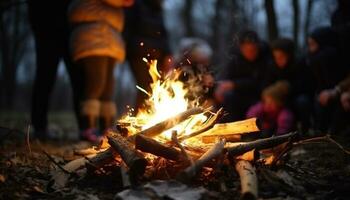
[
  {"xmin": 177, "ymin": 138, "xmax": 226, "ymax": 183},
  {"xmin": 200, "ymin": 118, "xmax": 260, "ymax": 139},
  {"xmin": 235, "ymin": 160, "xmax": 258, "ymax": 200},
  {"xmin": 202, "ymin": 134, "xmax": 242, "ymax": 144},
  {"xmin": 87, "ymin": 148, "xmax": 117, "ymax": 168},
  {"xmin": 135, "ymin": 134, "xmax": 182, "ymax": 161},
  {"xmin": 177, "ymin": 108, "xmax": 224, "ymax": 142},
  {"xmin": 107, "ymin": 134, "xmax": 148, "ymax": 181},
  {"xmin": 129, "ymin": 107, "xmax": 204, "ymax": 141},
  {"xmin": 171, "ymin": 130, "xmax": 194, "ymax": 165},
  {"xmin": 227, "ymin": 132, "xmax": 299, "ymax": 157}
]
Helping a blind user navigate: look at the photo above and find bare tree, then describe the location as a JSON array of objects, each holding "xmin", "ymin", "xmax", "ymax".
[
  {"xmin": 183, "ymin": 0, "xmax": 194, "ymax": 37},
  {"xmin": 264, "ymin": 0, "xmax": 279, "ymax": 41},
  {"xmin": 292, "ymin": 0, "xmax": 300, "ymax": 48},
  {"xmin": 0, "ymin": 0, "xmax": 30, "ymax": 109},
  {"xmin": 210, "ymin": 0, "xmax": 224, "ymax": 65},
  {"xmin": 303, "ymin": 0, "xmax": 314, "ymax": 48}
]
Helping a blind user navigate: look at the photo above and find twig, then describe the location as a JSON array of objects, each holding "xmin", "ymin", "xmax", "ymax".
[
  {"xmin": 270, "ymin": 140, "xmax": 293, "ymax": 166},
  {"xmin": 177, "ymin": 138, "xmax": 226, "ymax": 183},
  {"xmin": 292, "ymin": 134, "xmax": 350, "ymax": 155},
  {"xmin": 128, "ymin": 107, "xmax": 204, "ymax": 142},
  {"xmin": 171, "ymin": 130, "xmax": 194, "ymax": 165},
  {"xmin": 227, "ymin": 132, "xmax": 299, "ymax": 157},
  {"xmin": 42, "ymin": 150, "xmax": 71, "ymax": 175},
  {"xmin": 26, "ymin": 124, "xmax": 32, "ymax": 155},
  {"xmin": 177, "ymin": 108, "xmax": 224, "ymax": 142}
]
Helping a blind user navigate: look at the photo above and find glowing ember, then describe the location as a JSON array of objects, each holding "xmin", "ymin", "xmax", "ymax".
[{"xmin": 120, "ymin": 59, "xmax": 209, "ymax": 145}]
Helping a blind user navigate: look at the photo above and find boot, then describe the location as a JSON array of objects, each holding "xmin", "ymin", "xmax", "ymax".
[{"xmin": 80, "ymin": 99, "xmax": 101, "ymax": 142}]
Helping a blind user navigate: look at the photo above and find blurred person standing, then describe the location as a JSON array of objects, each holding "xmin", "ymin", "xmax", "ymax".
[
  {"xmin": 28, "ymin": 0, "xmax": 82, "ymax": 140},
  {"xmin": 124, "ymin": 0, "xmax": 171, "ymax": 110},
  {"xmin": 68, "ymin": 0, "xmax": 134, "ymax": 142}
]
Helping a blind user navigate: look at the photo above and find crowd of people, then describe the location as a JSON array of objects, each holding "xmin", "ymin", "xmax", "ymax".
[
  {"xmin": 27, "ymin": 0, "xmax": 350, "ymax": 142},
  {"xmin": 214, "ymin": 27, "xmax": 350, "ymax": 137}
]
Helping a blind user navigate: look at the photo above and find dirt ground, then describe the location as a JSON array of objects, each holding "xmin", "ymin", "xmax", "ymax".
[{"xmin": 0, "ymin": 112, "xmax": 350, "ymax": 199}]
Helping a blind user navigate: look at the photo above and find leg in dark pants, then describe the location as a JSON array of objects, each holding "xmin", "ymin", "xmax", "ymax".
[
  {"xmin": 31, "ymin": 34, "xmax": 62, "ymax": 135},
  {"xmin": 64, "ymin": 56, "xmax": 84, "ymax": 130},
  {"xmin": 100, "ymin": 58, "xmax": 116, "ymax": 131},
  {"xmin": 78, "ymin": 56, "xmax": 116, "ymax": 135}
]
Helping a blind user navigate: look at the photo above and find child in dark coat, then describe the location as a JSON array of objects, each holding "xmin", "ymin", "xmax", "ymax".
[{"xmin": 247, "ymin": 81, "xmax": 294, "ymax": 137}]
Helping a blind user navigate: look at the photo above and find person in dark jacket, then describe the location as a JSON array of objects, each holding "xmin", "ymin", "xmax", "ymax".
[
  {"xmin": 264, "ymin": 38, "xmax": 313, "ymax": 132},
  {"xmin": 332, "ymin": 0, "xmax": 350, "ymax": 71},
  {"xmin": 124, "ymin": 0, "xmax": 171, "ymax": 111},
  {"xmin": 307, "ymin": 27, "xmax": 347, "ymax": 133},
  {"xmin": 28, "ymin": 0, "xmax": 82, "ymax": 140},
  {"xmin": 215, "ymin": 30, "xmax": 270, "ymax": 122}
]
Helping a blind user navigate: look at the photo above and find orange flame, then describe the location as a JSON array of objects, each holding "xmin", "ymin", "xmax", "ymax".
[{"xmin": 120, "ymin": 59, "xmax": 208, "ymax": 144}]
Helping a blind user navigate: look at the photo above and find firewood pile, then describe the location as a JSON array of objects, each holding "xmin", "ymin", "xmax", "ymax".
[{"xmin": 51, "ymin": 107, "xmax": 350, "ymax": 200}]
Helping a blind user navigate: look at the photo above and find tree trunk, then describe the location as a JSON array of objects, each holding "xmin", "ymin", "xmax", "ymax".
[
  {"xmin": 0, "ymin": 2, "xmax": 28, "ymax": 109},
  {"xmin": 304, "ymin": 0, "xmax": 314, "ymax": 49},
  {"xmin": 264, "ymin": 0, "xmax": 279, "ymax": 42},
  {"xmin": 292, "ymin": 0, "xmax": 300, "ymax": 48},
  {"xmin": 183, "ymin": 0, "xmax": 194, "ymax": 37}
]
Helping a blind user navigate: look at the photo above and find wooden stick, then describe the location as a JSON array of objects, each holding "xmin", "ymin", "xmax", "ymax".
[
  {"xmin": 42, "ymin": 150, "xmax": 71, "ymax": 174},
  {"xmin": 177, "ymin": 108, "xmax": 224, "ymax": 142},
  {"xmin": 235, "ymin": 160, "xmax": 258, "ymax": 200},
  {"xmin": 200, "ymin": 118, "xmax": 260, "ymax": 137},
  {"xmin": 86, "ymin": 148, "xmax": 117, "ymax": 168},
  {"xmin": 293, "ymin": 135, "xmax": 350, "ymax": 155},
  {"xmin": 177, "ymin": 138, "xmax": 226, "ymax": 183},
  {"xmin": 128, "ymin": 107, "xmax": 204, "ymax": 141},
  {"xmin": 135, "ymin": 134, "xmax": 182, "ymax": 161},
  {"xmin": 202, "ymin": 133, "xmax": 242, "ymax": 144},
  {"xmin": 227, "ymin": 132, "xmax": 299, "ymax": 157},
  {"xmin": 171, "ymin": 130, "xmax": 193, "ymax": 165},
  {"xmin": 107, "ymin": 135, "xmax": 148, "ymax": 179}
]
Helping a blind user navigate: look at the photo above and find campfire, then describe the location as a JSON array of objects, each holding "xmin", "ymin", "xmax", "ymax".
[{"xmin": 57, "ymin": 59, "xmax": 349, "ymax": 200}]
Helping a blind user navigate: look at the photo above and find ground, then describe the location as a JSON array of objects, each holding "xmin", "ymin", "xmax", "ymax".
[{"xmin": 0, "ymin": 112, "xmax": 350, "ymax": 199}]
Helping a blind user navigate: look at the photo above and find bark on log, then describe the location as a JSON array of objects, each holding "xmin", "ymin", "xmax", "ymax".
[
  {"xmin": 107, "ymin": 135, "xmax": 148, "ymax": 178},
  {"xmin": 177, "ymin": 138, "xmax": 226, "ymax": 182},
  {"xmin": 227, "ymin": 132, "xmax": 299, "ymax": 157},
  {"xmin": 128, "ymin": 107, "xmax": 204, "ymax": 142},
  {"xmin": 135, "ymin": 134, "xmax": 182, "ymax": 161},
  {"xmin": 235, "ymin": 160, "xmax": 258, "ymax": 200},
  {"xmin": 87, "ymin": 148, "xmax": 117, "ymax": 168}
]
